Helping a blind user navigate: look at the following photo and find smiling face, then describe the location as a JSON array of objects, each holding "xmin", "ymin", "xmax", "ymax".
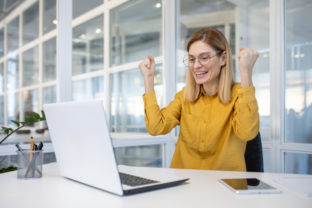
[{"xmin": 188, "ymin": 41, "xmax": 225, "ymax": 86}]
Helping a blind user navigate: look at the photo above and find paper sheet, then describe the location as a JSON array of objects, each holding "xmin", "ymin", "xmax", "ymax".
[{"xmin": 273, "ymin": 177, "xmax": 312, "ymax": 198}]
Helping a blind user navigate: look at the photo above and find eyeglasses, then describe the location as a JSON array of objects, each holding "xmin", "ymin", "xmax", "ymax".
[{"xmin": 183, "ymin": 52, "xmax": 220, "ymax": 67}]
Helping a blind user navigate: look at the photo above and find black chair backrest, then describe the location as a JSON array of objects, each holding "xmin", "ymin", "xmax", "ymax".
[{"xmin": 244, "ymin": 132, "xmax": 264, "ymax": 185}]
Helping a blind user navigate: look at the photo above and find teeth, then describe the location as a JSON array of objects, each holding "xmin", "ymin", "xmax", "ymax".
[{"xmin": 195, "ymin": 72, "xmax": 207, "ymax": 75}]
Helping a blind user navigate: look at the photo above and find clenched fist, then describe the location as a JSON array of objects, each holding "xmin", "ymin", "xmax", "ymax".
[
  {"xmin": 138, "ymin": 56, "xmax": 156, "ymax": 93},
  {"xmin": 237, "ymin": 48, "xmax": 259, "ymax": 88}
]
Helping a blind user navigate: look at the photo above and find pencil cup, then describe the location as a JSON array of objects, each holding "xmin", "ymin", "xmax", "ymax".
[{"xmin": 17, "ymin": 150, "xmax": 43, "ymax": 179}]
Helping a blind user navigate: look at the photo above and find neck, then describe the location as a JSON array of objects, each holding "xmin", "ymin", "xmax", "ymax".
[{"xmin": 203, "ymin": 79, "xmax": 219, "ymax": 96}]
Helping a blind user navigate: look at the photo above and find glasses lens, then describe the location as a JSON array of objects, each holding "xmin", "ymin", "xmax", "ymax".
[
  {"xmin": 183, "ymin": 57, "xmax": 189, "ymax": 66},
  {"xmin": 198, "ymin": 53, "xmax": 213, "ymax": 65}
]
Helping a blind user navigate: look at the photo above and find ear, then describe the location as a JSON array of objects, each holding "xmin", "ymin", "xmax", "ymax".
[{"xmin": 220, "ymin": 52, "xmax": 226, "ymax": 66}]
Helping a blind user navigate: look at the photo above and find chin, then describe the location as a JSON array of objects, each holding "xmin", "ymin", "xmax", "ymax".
[
  {"xmin": 193, "ymin": 77, "xmax": 210, "ymax": 85},
  {"xmin": 195, "ymin": 80, "xmax": 206, "ymax": 85}
]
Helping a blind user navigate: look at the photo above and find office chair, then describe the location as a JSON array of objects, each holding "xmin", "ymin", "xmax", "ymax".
[{"xmin": 244, "ymin": 132, "xmax": 264, "ymax": 186}]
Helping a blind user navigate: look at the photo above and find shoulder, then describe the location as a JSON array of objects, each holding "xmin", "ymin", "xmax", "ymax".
[
  {"xmin": 176, "ymin": 88, "xmax": 185, "ymax": 96},
  {"xmin": 168, "ymin": 88, "xmax": 185, "ymax": 104},
  {"xmin": 174, "ymin": 88, "xmax": 185, "ymax": 101},
  {"xmin": 231, "ymin": 82, "xmax": 241, "ymax": 98}
]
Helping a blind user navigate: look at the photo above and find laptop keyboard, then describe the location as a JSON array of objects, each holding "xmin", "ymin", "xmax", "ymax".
[{"xmin": 119, "ymin": 172, "xmax": 158, "ymax": 187}]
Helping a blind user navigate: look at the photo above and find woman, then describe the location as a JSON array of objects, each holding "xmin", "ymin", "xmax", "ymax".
[{"xmin": 138, "ymin": 28, "xmax": 259, "ymax": 172}]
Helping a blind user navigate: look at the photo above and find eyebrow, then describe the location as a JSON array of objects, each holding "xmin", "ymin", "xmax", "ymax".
[{"xmin": 188, "ymin": 52, "xmax": 214, "ymax": 57}]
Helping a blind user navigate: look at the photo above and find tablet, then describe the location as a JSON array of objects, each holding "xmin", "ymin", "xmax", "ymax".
[{"xmin": 219, "ymin": 178, "xmax": 282, "ymax": 194}]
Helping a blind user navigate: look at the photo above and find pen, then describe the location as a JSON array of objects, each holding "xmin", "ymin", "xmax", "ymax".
[
  {"xmin": 30, "ymin": 136, "xmax": 34, "ymax": 161},
  {"xmin": 30, "ymin": 136, "xmax": 34, "ymax": 151},
  {"xmin": 15, "ymin": 144, "xmax": 23, "ymax": 152}
]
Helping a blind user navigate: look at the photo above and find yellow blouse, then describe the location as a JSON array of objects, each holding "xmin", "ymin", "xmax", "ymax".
[{"xmin": 143, "ymin": 83, "xmax": 259, "ymax": 171}]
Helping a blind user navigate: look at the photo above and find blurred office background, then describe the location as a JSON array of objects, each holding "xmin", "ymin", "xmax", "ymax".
[{"xmin": 0, "ymin": 0, "xmax": 311, "ymax": 174}]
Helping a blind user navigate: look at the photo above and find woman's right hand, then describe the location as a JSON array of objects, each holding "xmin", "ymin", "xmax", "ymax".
[
  {"xmin": 139, "ymin": 56, "xmax": 155, "ymax": 93},
  {"xmin": 139, "ymin": 56, "xmax": 155, "ymax": 79}
]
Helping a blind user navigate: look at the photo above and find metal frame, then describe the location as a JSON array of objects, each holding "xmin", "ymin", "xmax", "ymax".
[
  {"xmin": 163, "ymin": 0, "xmax": 177, "ymax": 165},
  {"xmin": 57, "ymin": 0, "xmax": 72, "ymax": 102},
  {"xmin": 269, "ymin": 0, "xmax": 284, "ymax": 173}
]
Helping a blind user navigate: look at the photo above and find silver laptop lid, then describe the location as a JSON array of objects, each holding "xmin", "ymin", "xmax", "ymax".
[{"xmin": 44, "ymin": 100, "xmax": 123, "ymax": 195}]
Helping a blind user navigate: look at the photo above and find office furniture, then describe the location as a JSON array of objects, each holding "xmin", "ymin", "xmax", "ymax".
[
  {"xmin": 245, "ymin": 132, "xmax": 264, "ymax": 173},
  {"xmin": 245, "ymin": 132, "xmax": 264, "ymax": 185},
  {"xmin": 1, "ymin": 163, "xmax": 311, "ymax": 208}
]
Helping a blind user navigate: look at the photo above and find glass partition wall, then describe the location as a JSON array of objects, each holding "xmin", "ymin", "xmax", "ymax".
[
  {"xmin": 283, "ymin": 0, "xmax": 312, "ymax": 174},
  {"xmin": 0, "ymin": 0, "xmax": 311, "ymax": 174},
  {"xmin": 108, "ymin": 0, "xmax": 164, "ymax": 166},
  {"xmin": 0, "ymin": 0, "xmax": 58, "ymax": 168},
  {"xmin": 176, "ymin": 0, "xmax": 271, "ymax": 170}
]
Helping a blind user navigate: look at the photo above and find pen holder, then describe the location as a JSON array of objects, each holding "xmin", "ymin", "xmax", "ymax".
[{"xmin": 17, "ymin": 150, "xmax": 43, "ymax": 179}]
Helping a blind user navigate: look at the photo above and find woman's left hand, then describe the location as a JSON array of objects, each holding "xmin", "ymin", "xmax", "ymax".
[{"xmin": 237, "ymin": 48, "xmax": 259, "ymax": 88}]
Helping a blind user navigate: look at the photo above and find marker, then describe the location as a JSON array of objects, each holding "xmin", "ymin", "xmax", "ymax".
[{"xmin": 38, "ymin": 142, "xmax": 43, "ymax": 150}]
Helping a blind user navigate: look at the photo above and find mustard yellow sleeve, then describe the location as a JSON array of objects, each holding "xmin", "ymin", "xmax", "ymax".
[
  {"xmin": 143, "ymin": 90, "xmax": 182, "ymax": 136},
  {"xmin": 232, "ymin": 85, "xmax": 260, "ymax": 141}
]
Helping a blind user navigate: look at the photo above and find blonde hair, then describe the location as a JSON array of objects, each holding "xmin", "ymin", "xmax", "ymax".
[{"xmin": 184, "ymin": 28, "xmax": 234, "ymax": 104}]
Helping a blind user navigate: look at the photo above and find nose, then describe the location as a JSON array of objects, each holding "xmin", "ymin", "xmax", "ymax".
[{"xmin": 193, "ymin": 58, "xmax": 202, "ymax": 68}]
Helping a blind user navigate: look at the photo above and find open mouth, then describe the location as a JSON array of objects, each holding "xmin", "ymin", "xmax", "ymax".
[{"xmin": 195, "ymin": 71, "xmax": 208, "ymax": 77}]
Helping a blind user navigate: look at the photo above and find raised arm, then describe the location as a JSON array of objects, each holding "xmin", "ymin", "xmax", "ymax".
[
  {"xmin": 139, "ymin": 56, "xmax": 182, "ymax": 135},
  {"xmin": 232, "ymin": 48, "xmax": 260, "ymax": 140}
]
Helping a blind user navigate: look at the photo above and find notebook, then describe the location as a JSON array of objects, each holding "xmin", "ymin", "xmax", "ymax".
[{"xmin": 43, "ymin": 100, "xmax": 189, "ymax": 196}]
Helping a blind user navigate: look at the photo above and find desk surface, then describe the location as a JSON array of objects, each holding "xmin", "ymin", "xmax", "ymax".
[{"xmin": 1, "ymin": 163, "xmax": 311, "ymax": 208}]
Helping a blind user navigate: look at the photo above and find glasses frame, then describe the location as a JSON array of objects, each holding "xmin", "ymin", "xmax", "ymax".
[{"xmin": 183, "ymin": 51, "xmax": 222, "ymax": 67}]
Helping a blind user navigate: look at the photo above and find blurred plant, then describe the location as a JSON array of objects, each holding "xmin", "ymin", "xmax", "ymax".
[
  {"xmin": 0, "ymin": 111, "xmax": 46, "ymax": 145},
  {"xmin": 0, "ymin": 166, "xmax": 17, "ymax": 173}
]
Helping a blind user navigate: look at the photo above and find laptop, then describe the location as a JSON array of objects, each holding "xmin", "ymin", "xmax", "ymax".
[{"xmin": 43, "ymin": 100, "xmax": 189, "ymax": 196}]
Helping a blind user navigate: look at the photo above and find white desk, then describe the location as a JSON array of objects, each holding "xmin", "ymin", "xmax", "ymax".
[{"xmin": 1, "ymin": 163, "xmax": 311, "ymax": 208}]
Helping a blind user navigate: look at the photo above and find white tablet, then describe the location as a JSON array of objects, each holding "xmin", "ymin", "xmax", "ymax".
[{"xmin": 219, "ymin": 178, "xmax": 282, "ymax": 194}]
